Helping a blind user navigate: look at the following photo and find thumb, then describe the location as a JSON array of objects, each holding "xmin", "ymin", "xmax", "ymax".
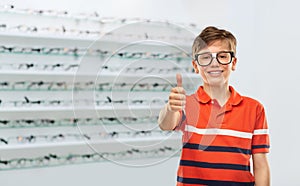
[{"xmin": 176, "ymin": 73, "xmax": 182, "ymax": 87}]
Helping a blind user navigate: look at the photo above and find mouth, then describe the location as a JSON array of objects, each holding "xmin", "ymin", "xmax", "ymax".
[{"xmin": 207, "ymin": 70, "xmax": 224, "ymax": 75}]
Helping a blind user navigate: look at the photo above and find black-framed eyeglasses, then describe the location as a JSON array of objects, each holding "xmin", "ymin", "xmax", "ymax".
[{"xmin": 194, "ymin": 51, "xmax": 235, "ymax": 66}]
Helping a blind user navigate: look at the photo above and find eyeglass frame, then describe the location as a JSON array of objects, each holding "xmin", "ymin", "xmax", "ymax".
[{"xmin": 194, "ymin": 51, "xmax": 235, "ymax": 67}]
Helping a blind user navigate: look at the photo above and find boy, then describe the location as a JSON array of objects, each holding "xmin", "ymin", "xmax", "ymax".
[{"xmin": 158, "ymin": 26, "xmax": 270, "ymax": 185}]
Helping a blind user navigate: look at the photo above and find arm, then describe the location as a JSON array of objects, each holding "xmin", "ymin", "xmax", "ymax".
[
  {"xmin": 158, "ymin": 104, "xmax": 181, "ymax": 131},
  {"xmin": 253, "ymin": 153, "xmax": 270, "ymax": 186},
  {"xmin": 158, "ymin": 74, "xmax": 186, "ymax": 131}
]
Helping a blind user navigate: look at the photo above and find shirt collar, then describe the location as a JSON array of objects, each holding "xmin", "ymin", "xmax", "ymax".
[{"xmin": 194, "ymin": 85, "xmax": 243, "ymax": 106}]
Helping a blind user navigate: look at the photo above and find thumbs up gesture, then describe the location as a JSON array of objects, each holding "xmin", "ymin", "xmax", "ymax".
[{"xmin": 167, "ymin": 73, "xmax": 186, "ymax": 112}]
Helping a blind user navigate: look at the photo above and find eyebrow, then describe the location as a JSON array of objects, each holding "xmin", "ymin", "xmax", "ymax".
[{"xmin": 196, "ymin": 50, "xmax": 231, "ymax": 55}]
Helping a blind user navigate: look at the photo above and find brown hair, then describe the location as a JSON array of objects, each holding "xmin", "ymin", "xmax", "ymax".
[{"xmin": 192, "ymin": 26, "xmax": 237, "ymax": 58}]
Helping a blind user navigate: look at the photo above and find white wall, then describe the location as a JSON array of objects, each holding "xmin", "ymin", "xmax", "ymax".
[{"xmin": 1, "ymin": 0, "xmax": 299, "ymax": 185}]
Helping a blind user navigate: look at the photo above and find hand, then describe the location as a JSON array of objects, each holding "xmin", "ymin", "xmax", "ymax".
[{"xmin": 167, "ymin": 73, "xmax": 186, "ymax": 112}]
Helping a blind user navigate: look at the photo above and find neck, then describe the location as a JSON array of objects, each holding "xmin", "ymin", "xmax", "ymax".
[{"xmin": 203, "ymin": 83, "xmax": 231, "ymax": 107}]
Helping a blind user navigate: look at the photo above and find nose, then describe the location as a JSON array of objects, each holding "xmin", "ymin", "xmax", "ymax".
[{"xmin": 210, "ymin": 57, "xmax": 219, "ymax": 66}]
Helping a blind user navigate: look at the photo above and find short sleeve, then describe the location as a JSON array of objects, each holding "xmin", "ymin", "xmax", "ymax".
[{"xmin": 251, "ymin": 105, "xmax": 270, "ymax": 154}]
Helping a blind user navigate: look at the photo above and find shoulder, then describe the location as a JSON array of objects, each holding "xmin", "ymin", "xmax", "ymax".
[
  {"xmin": 241, "ymin": 96, "xmax": 263, "ymax": 106},
  {"xmin": 240, "ymin": 95, "xmax": 266, "ymax": 113},
  {"xmin": 231, "ymin": 86, "xmax": 265, "ymax": 112}
]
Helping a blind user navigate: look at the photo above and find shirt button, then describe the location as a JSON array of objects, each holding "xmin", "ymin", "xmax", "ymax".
[{"xmin": 211, "ymin": 100, "xmax": 214, "ymax": 104}]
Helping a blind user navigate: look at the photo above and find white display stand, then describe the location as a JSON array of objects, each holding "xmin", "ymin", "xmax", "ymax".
[{"xmin": 0, "ymin": 5, "xmax": 200, "ymax": 171}]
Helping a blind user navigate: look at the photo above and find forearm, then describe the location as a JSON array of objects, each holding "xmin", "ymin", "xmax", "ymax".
[
  {"xmin": 254, "ymin": 163, "xmax": 270, "ymax": 186},
  {"xmin": 158, "ymin": 104, "xmax": 181, "ymax": 130}
]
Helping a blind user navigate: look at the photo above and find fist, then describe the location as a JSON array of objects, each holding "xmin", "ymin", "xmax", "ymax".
[{"xmin": 167, "ymin": 73, "xmax": 186, "ymax": 112}]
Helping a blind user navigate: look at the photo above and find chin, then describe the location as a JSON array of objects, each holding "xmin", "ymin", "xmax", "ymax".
[{"xmin": 205, "ymin": 79, "xmax": 228, "ymax": 87}]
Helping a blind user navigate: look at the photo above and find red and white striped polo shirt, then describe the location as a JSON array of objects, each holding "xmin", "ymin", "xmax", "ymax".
[{"xmin": 175, "ymin": 86, "xmax": 270, "ymax": 186}]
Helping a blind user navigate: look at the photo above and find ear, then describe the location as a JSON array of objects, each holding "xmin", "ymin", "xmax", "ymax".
[
  {"xmin": 192, "ymin": 60, "xmax": 199, "ymax": 73},
  {"xmin": 231, "ymin": 57, "xmax": 237, "ymax": 71}
]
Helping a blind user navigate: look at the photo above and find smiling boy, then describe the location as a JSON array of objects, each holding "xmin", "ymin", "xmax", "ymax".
[{"xmin": 158, "ymin": 26, "xmax": 270, "ymax": 185}]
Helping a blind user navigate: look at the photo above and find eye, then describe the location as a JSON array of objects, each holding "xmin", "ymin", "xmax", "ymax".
[
  {"xmin": 199, "ymin": 54, "xmax": 211, "ymax": 60},
  {"xmin": 218, "ymin": 53, "xmax": 230, "ymax": 59}
]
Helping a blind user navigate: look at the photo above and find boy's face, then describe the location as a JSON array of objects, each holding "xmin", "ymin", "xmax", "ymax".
[{"xmin": 192, "ymin": 40, "xmax": 237, "ymax": 87}]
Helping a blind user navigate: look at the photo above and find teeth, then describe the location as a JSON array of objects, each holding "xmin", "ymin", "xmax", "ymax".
[{"xmin": 208, "ymin": 71, "xmax": 222, "ymax": 74}]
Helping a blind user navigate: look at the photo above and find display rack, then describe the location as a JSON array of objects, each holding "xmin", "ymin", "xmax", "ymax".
[{"xmin": 0, "ymin": 4, "xmax": 200, "ymax": 170}]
